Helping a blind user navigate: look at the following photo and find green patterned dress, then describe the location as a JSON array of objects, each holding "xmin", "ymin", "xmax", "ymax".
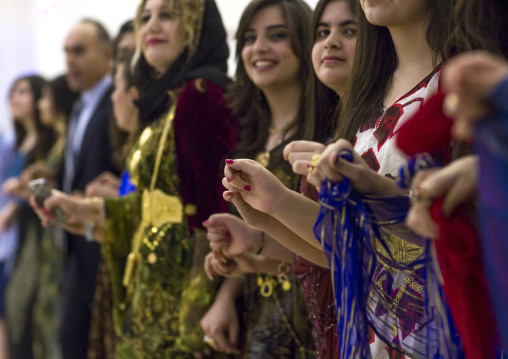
[{"xmin": 101, "ymin": 80, "xmax": 232, "ymax": 358}]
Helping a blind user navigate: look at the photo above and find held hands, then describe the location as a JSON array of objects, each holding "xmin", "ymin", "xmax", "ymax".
[
  {"xmin": 223, "ymin": 159, "xmax": 290, "ymax": 216},
  {"xmin": 442, "ymin": 51, "xmax": 508, "ymax": 141},
  {"xmin": 307, "ymin": 139, "xmax": 403, "ymax": 196},
  {"xmin": 85, "ymin": 172, "xmax": 121, "ymax": 198},
  {"xmin": 204, "ymin": 251, "xmax": 257, "ymax": 279},
  {"xmin": 406, "ymin": 155, "xmax": 478, "ymax": 239},
  {"xmin": 200, "ymin": 291, "xmax": 241, "ymax": 355},
  {"xmin": 30, "ymin": 189, "xmax": 104, "ymax": 238},
  {"xmin": 283, "ymin": 140, "xmax": 326, "ymax": 175},
  {"xmin": 203, "ymin": 213, "xmax": 262, "ymax": 257}
]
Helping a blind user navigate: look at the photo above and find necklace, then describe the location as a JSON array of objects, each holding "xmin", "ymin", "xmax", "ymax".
[{"xmin": 268, "ymin": 120, "xmax": 296, "ymax": 135}]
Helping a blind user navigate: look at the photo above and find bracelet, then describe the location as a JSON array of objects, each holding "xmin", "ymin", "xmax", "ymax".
[
  {"xmin": 256, "ymin": 231, "xmax": 265, "ymax": 255},
  {"xmin": 85, "ymin": 220, "xmax": 95, "ymax": 242}
]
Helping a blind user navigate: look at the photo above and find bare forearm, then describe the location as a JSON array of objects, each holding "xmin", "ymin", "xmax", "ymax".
[
  {"xmin": 261, "ymin": 224, "xmax": 328, "ymax": 268},
  {"xmin": 271, "ymin": 189, "xmax": 322, "ymax": 248}
]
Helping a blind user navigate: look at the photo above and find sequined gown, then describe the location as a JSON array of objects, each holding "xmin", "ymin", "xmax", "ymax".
[
  {"xmin": 101, "ymin": 79, "xmax": 236, "ymax": 359},
  {"xmin": 241, "ymin": 145, "xmax": 316, "ymax": 359}
]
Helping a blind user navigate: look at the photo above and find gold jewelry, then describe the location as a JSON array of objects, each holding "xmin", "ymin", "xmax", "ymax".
[
  {"xmin": 268, "ymin": 120, "xmax": 295, "ymax": 135},
  {"xmin": 255, "ymin": 150, "xmax": 270, "ymax": 168},
  {"xmin": 203, "ymin": 335, "xmax": 215, "ymax": 347},
  {"xmin": 410, "ymin": 186, "xmax": 434, "ymax": 203},
  {"xmin": 308, "ymin": 153, "xmax": 320, "ymax": 172},
  {"xmin": 277, "ymin": 262, "xmax": 292, "ymax": 292},
  {"xmin": 443, "ymin": 93, "xmax": 459, "ymax": 117},
  {"xmin": 257, "ymin": 274, "xmax": 277, "ymax": 297}
]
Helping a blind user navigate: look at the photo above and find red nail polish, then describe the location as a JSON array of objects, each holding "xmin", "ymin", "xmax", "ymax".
[
  {"xmin": 202, "ymin": 220, "xmax": 210, "ymax": 226},
  {"xmin": 225, "ymin": 159, "xmax": 234, "ymax": 164},
  {"xmin": 226, "ymin": 192, "xmax": 233, "ymax": 197},
  {"xmin": 221, "ymin": 228, "xmax": 228, "ymax": 234},
  {"xmin": 244, "ymin": 185, "xmax": 251, "ymax": 192},
  {"xmin": 225, "ymin": 238, "xmax": 232, "ymax": 244},
  {"xmin": 226, "ymin": 176, "xmax": 231, "ymax": 182}
]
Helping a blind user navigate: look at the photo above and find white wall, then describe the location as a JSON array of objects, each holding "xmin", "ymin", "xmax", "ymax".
[{"xmin": 0, "ymin": 0, "xmax": 318, "ymax": 129}]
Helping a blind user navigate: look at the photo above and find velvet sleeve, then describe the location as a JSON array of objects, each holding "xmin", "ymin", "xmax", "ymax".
[
  {"xmin": 174, "ymin": 79, "xmax": 237, "ymax": 232},
  {"xmin": 101, "ymin": 192, "xmax": 141, "ymax": 333},
  {"xmin": 171, "ymin": 79, "xmax": 236, "ymax": 353}
]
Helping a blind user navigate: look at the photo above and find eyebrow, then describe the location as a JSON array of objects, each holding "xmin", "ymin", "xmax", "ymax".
[
  {"xmin": 245, "ymin": 24, "xmax": 288, "ymax": 32},
  {"xmin": 317, "ymin": 20, "xmax": 355, "ymax": 27}
]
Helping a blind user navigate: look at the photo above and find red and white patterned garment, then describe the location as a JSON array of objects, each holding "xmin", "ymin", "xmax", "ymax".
[
  {"xmin": 353, "ymin": 68, "xmax": 441, "ymax": 359},
  {"xmin": 354, "ymin": 69, "xmax": 440, "ymax": 178}
]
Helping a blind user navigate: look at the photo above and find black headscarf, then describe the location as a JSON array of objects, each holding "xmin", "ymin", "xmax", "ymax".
[{"xmin": 135, "ymin": 0, "xmax": 230, "ymax": 122}]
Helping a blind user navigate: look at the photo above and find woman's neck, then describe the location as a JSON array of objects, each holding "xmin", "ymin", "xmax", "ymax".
[
  {"xmin": 384, "ymin": 19, "xmax": 440, "ymax": 107},
  {"xmin": 19, "ymin": 119, "xmax": 38, "ymax": 154},
  {"xmin": 262, "ymin": 82, "xmax": 302, "ymax": 130}
]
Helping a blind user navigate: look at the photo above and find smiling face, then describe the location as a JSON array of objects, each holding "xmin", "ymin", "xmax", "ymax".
[
  {"xmin": 10, "ymin": 80, "xmax": 35, "ymax": 122},
  {"xmin": 139, "ymin": 0, "xmax": 187, "ymax": 73},
  {"xmin": 312, "ymin": 0, "xmax": 356, "ymax": 96},
  {"xmin": 241, "ymin": 5, "xmax": 301, "ymax": 92},
  {"xmin": 359, "ymin": 0, "xmax": 429, "ymax": 27}
]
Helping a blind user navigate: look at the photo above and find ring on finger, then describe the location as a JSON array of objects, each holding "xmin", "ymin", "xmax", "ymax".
[
  {"xmin": 203, "ymin": 335, "xmax": 216, "ymax": 347},
  {"xmin": 308, "ymin": 154, "xmax": 320, "ymax": 173},
  {"xmin": 409, "ymin": 186, "xmax": 435, "ymax": 203}
]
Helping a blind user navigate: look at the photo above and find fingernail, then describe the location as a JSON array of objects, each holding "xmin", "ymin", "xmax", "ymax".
[
  {"xmin": 226, "ymin": 176, "xmax": 231, "ymax": 182},
  {"xmin": 202, "ymin": 220, "xmax": 210, "ymax": 226},
  {"xmin": 244, "ymin": 185, "xmax": 251, "ymax": 192},
  {"xmin": 225, "ymin": 238, "xmax": 232, "ymax": 244},
  {"xmin": 221, "ymin": 228, "xmax": 228, "ymax": 234},
  {"xmin": 225, "ymin": 159, "xmax": 234, "ymax": 164},
  {"xmin": 307, "ymin": 164, "xmax": 311, "ymax": 168},
  {"xmin": 226, "ymin": 192, "xmax": 233, "ymax": 197}
]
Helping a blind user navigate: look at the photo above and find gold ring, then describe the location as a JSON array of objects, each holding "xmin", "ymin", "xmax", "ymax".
[
  {"xmin": 410, "ymin": 187, "xmax": 434, "ymax": 203},
  {"xmin": 443, "ymin": 93, "xmax": 459, "ymax": 117},
  {"xmin": 203, "ymin": 334, "xmax": 215, "ymax": 346},
  {"xmin": 308, "ymin": 154, "xmax": 320, "ymax": 173}
]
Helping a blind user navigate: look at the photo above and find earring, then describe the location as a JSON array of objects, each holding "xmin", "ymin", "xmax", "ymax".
[{"xmin": 277, "ymin": 262, "xmax": 292, "ymax": 292}]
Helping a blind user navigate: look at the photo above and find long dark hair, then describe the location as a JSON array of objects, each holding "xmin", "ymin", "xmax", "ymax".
[
  {"xmin": 10, "ymin": 75, "xmax": 55, "ymax": 164},
  {"xmin": 230, "ymin": 0, "xmax": 312, "ymax": 166},
  {"xmin": 446, "ymin": 0, "xmax": 508, "ymax": 58},
  {"xmin": 335, "ymin": 0, "xmax": 454, "ymax": 142},
  {"xmin": 303, "ymin": 0, "xmax": 355, "ymax": 143},
  {"xmin": 48, "ymin": 75, "xmax": 79, "ymax": 121}
]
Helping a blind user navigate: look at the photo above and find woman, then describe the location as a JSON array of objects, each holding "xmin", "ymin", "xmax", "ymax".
[
  {"xmin": 1, "ymin": 75, "xmax": 55, "ymax": 359},
  {"xmin": 87, "ymin": 50, "xmax": 139, "ymax": 359},
  {"xmin": 203, "ymin": 1, "xmax": 357, "ymax": 357},
  {"xmin": 201, "ymin": 1, "xmax": 318, "ymax": 358},
  {"xmin": 33, "ymin": 0, "xmax": 236, "ymax": 357},
  {"xmin": 220, "ymin": 0, "xmax": 457, "ymax": 357}
]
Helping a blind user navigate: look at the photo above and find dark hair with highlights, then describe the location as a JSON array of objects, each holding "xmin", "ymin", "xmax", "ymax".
[
  {"xmin": 230, "ymin": 0, "xmax": 312, "ymax": 170},
  {"xmin": 9, "ymin": 75, "xmax": 55, "ymax": 164},
  {"xmin": 334, "ymin": 0, "xmax": 454, "ymax": 143}
]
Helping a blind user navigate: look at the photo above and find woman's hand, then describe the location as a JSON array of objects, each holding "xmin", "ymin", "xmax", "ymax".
[
  {"xmin": 0, "ymin": 201, "xmax": 20, "ymax": 232},
  {"xmin": 307, "ymin": 139, "xmax": 404, "ymax": 196},
  {"xmin": 223, "ymin": 159, "xmax": 291, "ymax": 215},
  {"xmin": 30, "ymin": 189, "xmax": 105, "ymax": 239},
  {"xmin": 200, "ymin": 286, "xmax": 241, "ymax": 355},
  {"xmin": 1, "ymin": 177, "xmax": 28, "ymax": 199},
  {"xmin": 203, "ymin": 213, "xmax": 262, "ymax": 257},
  {"xmin": 20, "ymin": 162, "xmax": 56, "ymax": 187},
  {"xmin": 442, "ymin": 51, "xmax": 508, "ymax": 141},
  {"xmin": 406, "ymin": 155, "xmax": 478, "ymax": 239},
  {"xmin": 283, "ymin": 140, "xmax": 326, "ymax": 175},
  {"xmin": 204, "ymin": 251, "xmax": 257, "ymax": 279},
  {"xmin": 85, "ymin": 172, "xmax": 120, "ymax": 198}
]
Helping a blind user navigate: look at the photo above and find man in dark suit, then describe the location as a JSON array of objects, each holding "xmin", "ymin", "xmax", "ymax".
[{"xmin": 60, "ymin": 19, "xmax": 118, "ymax": 359}]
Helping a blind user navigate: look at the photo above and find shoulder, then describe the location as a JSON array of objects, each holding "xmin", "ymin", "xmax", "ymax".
[{"xmin": 177, "ymin": 79, "xmax": 227, "ymax": 108}]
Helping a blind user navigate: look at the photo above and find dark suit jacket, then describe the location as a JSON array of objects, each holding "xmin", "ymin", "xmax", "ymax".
[{"xmin": 59, "ymin": 85, "xmax": 119, "ymax": 309}]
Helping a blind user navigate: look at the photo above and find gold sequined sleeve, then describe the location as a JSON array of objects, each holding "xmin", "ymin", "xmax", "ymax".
[
  {"xmin": 101, "ymin": 192, "xmax": 142, "ymax": 333},
  {"xmin": 173, "ymin": 229, "xmax": 221, "ymax": 353}
]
